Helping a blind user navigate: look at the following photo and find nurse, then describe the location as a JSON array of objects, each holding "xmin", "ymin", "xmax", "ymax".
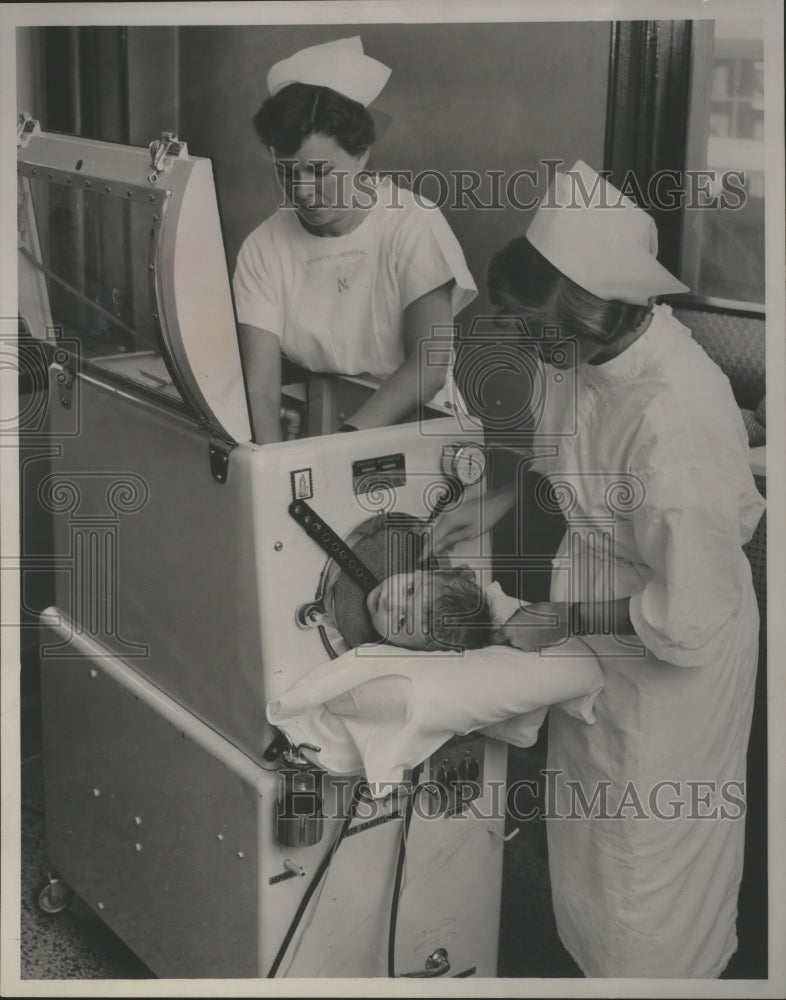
[
  {"xmin": 432, "ymin": 161, "xmax": 765, "ymax": 978},
  {"xmin": 233, "ymin": 37, "xmax": 477, "ymax": 442}
]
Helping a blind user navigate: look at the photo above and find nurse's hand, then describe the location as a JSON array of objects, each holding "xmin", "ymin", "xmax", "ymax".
[
  {"xmin": 496, "ymin": 602, "xmax": 574, "ymax": 652},
  {"xmin": 429, "ymin": 482, "xmax": 517, "ymax": 556},
  {"xmin": 428, "ymin": 495, "xmax": 484, "ymax": 556}
]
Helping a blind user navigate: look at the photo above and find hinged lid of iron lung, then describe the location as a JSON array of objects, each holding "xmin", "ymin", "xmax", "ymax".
[{"xmin": 17, "ymin": 114, "xmax": 252, "ymax": 445}]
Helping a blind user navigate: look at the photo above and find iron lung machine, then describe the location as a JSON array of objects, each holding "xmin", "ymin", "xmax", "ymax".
[{"xmin": 17, "ymin": 119, "xmax": 509, "ymax": 979}]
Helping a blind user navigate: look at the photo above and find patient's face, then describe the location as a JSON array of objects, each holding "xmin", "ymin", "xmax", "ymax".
[{"xmin": 366, "ymin": 571, "xmax": 433, "ymax": 650}]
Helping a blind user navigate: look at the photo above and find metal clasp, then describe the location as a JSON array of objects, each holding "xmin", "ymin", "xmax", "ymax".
[
  {"xmin": 282, "ymin": 742, "xmax": 322, "ymax": 768},
  {"xmin": 52, "ymin": 362, "xmax": 75, "ymax": 410},
  {"xmin": 148, "ymin": 131, "xmax": 187, "ymax": 183},
  {"xmin": 400, "ymin": 947, "xmax": 451, "ymax": 978},
  {"xmin": 17, "ymin": 113, "xmax": 40, "ymax": 148}
]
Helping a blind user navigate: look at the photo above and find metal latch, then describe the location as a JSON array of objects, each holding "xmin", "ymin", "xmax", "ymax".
[
  {"xmin": 148, "ymin": 132, "xmax": 188, "ymax": 183},
  {"xmin": 400, "ymin": 948, "xmax": 451, "ymax": 978},
  {"xmin": 208, "ymin": 441, "xmax": 232, "ymax": 484},
  {"xmin": 17, "ymin": 113, "xmax": 40, "ymax": 148},
  {"xmin": 52, "ymin": 362, "xmax": 75, "ymax": 410},
  {"xmin": 275, "ymin": 742, "xmax": 325, "ymax": 848}
]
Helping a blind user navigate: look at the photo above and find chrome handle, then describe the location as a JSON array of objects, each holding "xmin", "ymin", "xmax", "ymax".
[
  {"xmin": 400, "ymin": 947, "xmax": 451, "ymax": 978},
  {"xmin": 488, "ymin": 825, "xmax": 520, "ymax": 842}
]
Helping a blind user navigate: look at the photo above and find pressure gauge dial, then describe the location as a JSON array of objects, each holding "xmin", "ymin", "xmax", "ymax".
[{"xmin": 442, "ymin": 442, "xmax": 487, "ymax": 486}]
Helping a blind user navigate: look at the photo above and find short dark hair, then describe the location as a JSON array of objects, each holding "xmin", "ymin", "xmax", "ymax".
[
  {"xmin": 486, "ymin": 236, "xmax": 650, "ymax": 345},
  {"xmin": 252, "ymin": 82, "xmax": 376, "ymax": 156},
  {"xmin": 426, "ymin": 569, "xmax": 494, "ymax": 651}
]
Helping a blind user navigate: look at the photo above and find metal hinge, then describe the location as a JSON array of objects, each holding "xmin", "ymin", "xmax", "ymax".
[
  {"xmin": 208, "ymin": 441, "xmax": 232, "ymax": 484},
  {"xmin": 147, "ymin": 132, "xmax": 188, "ymax": 184},
  {"xmin": 17, "ymin": 113, "xmax": 40, "ymax": 148}
]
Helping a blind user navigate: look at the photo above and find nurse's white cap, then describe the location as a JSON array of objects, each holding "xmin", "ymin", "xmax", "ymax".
[
  {"xmin": 267, "ymin": 36, "xmax": 391, "ymax": 107},
  {"xmin": 526, "ymin": 160, "xmax": 689, "ymax": 305}
]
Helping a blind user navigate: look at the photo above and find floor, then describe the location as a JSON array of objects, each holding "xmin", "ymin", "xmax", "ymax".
[
  {"xmin": 16, "ymin": 647, "xmax": 768, "ymax": 984},
  {"xmin": 20, "ymin": 758, "xmax": 153, "ymax": 981}
]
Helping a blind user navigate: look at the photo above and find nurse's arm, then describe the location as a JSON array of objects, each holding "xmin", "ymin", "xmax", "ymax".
[
  {"xmin": 429, "ymin": 481, "xmax": 518, "ymax": 556},
  {"xmin": 238, "ymin": 324, "xmax": 283, "ymax": 444},
  {"xmin": 498, "ymin": 598, "xmax": 635, "ymax": 652},
  {"xmin": 577, "ymin": 599, "xmax": 635, "ymax": 636},
  {"xmin": 346, "ymin": 281, "xmax": 454, "ymax": 430}
]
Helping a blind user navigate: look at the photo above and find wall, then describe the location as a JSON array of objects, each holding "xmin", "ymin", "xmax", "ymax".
[
  {"xmin": 16, "ymin": 21, "xmax": 610, "ymax": 322},
  {"xmin": 173, "ymin": 21, "xmax": 611, "ymax": 323}
]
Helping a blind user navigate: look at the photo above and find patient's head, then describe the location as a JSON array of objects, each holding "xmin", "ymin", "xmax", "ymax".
[{"xmin": 365, "ymin": 566, "xmax": 493, "ymax": 651}]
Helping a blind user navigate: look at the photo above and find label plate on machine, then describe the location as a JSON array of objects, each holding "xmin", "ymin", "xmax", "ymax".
[
  {"xmin": 352, "ymin": 452, "xmax": 406, "ymax": 494},
  {"xmin": 290, "ymin": 468, "xmax": 313, "ymax": 501}
]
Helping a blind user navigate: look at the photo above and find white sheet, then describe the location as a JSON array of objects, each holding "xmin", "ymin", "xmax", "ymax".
[{"xmin": 266, "ymin": 636, "xmax": 603, "ymax": 789}]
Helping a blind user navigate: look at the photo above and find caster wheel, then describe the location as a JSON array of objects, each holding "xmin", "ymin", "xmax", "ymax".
[{"xmin": 35, "ymin": 875, "xmax": 74, "ymax": 915}]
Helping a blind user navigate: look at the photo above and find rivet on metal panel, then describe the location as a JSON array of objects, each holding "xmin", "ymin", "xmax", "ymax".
[
  {"xmin": 274, "ymin": 542, "xmax": 283, "ymax": 551},
  {"xmin": 89, "ymin": 668, "xmax": 98, "ymax": 678},
  {"xmin": 217, "ymin": 833, "xmax": 223, "ymax": 841},
  {"xmin": 237, "ymin": 851, "xmax": 244, "ymax": 859},
  {"xmin": 85, "ymin": 180, "xmax": 91, "ymax": 187},
  {"xmin": 105, "ymin": 185, "xmax": 112, "ymax": 193},
  {"xmin": 134, "ymin": 816, "xmax": 142, "ymax": 826},
  {"xmin": 98, "ymin": 902, "xmax": 105, "ymax": 910},
  {"xmin": 134, "ymin": 843, "xmax": 142, "ymax": 852},
  {"xmin": 148, "ymin": 194, "xmax": 155, "ymax": 203},
  {"xmin": 93, "ymin": 788, "xmax": 100, "ymax": 797},
  {"xmin": 126, "ymin": 190, "xmax": 133, "ymax": 198}
]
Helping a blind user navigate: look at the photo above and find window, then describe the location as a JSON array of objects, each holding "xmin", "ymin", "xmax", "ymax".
[
  {"xmin": 682, "ymin": 20, "xmax": 765, "ymax": 305},
  {"xmin": 605, "ymin": 19, "xmax": 765, "ymax": 312}
]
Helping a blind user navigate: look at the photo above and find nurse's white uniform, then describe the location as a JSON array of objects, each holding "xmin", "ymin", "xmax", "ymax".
[
  {"xmin": 532, "ymin": 304, "xmax": 765, "ymax": 977},
  {"xmin": 232, "ymin": 176, "xmax": 477, "ymax": 393}
]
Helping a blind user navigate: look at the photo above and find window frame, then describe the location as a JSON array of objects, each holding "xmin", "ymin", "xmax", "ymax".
[{"xmin": 604, "ymin": 19, "xmax": 765, "ymax": 319}]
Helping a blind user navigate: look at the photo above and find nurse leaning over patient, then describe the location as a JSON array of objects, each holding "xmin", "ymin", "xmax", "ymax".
[
  {"xmin": 432, "ymin": 161, "xmax": 766, "ymax": 978},
  {"xmin": 233, "ymin": 37, "xmax": 477, "ymax": 442}
]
